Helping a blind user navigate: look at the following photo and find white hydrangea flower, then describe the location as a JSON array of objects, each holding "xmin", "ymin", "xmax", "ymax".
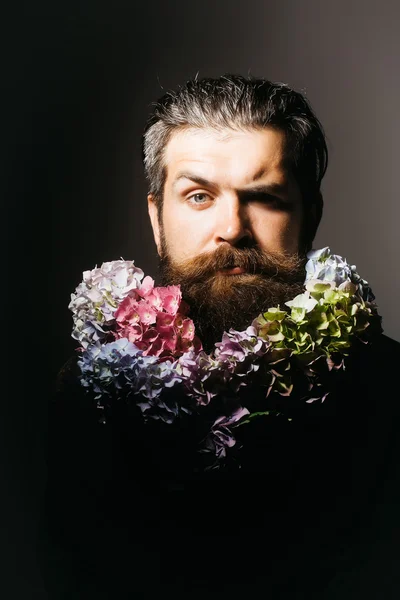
[
  {"xmin": 306, "ymin": 247, "xmax": 331, "ymax": 262},
  {"xmin": 304, "ymin": 247, "xmax": 374, "ymax": 302},
  {"xmin": 305, "ymin": 279, "xmax": 336, "ymax": 293},
  {"xmin": 285, "ymin": 291, "xmax": 318, "ymax": 313},
  {"xmin": 304, "ymin": 246, "xmax": 375, "ymax": 302},
  {"xmin": 305, "ymin": 246, "xmax": 353, "ymax": 287},
  {"xmin": 69, "ymin": 259, "xmax": 144, "ymax": 348}
]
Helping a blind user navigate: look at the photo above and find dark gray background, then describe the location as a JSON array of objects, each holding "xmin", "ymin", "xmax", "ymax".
[{"xmin": 2, "ymin": 1, "xmax": 399, "ymax": 597}]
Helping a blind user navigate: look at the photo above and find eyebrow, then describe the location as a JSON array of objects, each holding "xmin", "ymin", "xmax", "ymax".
[{"xmin": 172, "ymin": 172, "xmax": 290, "ymax": 197}]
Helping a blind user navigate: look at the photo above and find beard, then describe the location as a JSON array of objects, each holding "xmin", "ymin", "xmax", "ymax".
[{"xmin": 158, "ymin": 236, "xmax": 307, "ymax": 352}]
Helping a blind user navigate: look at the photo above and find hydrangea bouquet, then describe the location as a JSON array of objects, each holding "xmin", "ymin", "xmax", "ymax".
[{"xmin": 69, "ymin": 247, "xmax": 382, "ymax": 469}]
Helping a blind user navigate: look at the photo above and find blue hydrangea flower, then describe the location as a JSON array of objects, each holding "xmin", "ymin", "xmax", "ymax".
[
  {"xmin": 305, "ymin": 246, "xmax": 375, "ymax": 302},
  {"xmin": 78, "ymin": 338, "xmax": 142, "ymax": 397}
]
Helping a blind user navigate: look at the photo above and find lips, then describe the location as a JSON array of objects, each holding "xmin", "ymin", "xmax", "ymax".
[{"xmin": 218, "ymin": 266, "xmax": 247, "ymax": 275}]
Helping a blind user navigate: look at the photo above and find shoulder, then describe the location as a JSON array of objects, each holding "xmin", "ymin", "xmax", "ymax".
[
  {"xmin": 357, "ymin": 332, "xmax": 400, "ymax": 367},
  {"xmin": 346, "ymin": 332, "xmax": 400, "ymax": 393},
  {"xmin": 52, "ymin": 352, "xmax": 86, "ymax": 399},
  {"xmin": 49, "ymin": 352, "xmax": 103, "ymax": 435},
  {"xmin": 373, "ymin": 332, "xmax": 400, "ymax": 355}
]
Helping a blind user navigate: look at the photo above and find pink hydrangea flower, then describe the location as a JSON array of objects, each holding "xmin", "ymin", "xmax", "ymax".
[{"xmin": 113, "ymin": 281, "xmax": 201, "ymax": 359}]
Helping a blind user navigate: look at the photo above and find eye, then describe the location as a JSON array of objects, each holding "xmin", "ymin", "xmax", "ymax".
[
  {"xmin": 187, "ymin": 192, "xmax": 211, "ymax": 206},
  {"xmin": 265, "ymin": 196, "xmax": 284, "ymax": 208},
  {"xmin": 252, "ymin": 193, "xmax": 293, "ymax": 211},
  {"xmin": 255, "ymin": 193, "xmax": 281, "ymax": 205}
]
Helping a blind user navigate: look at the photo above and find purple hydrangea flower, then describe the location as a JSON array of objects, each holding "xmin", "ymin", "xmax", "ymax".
[
  {"xmin": 135, "ymin": 359, "xmax": 189, "ymax": 424},
  {"xmin": 177, "ymin": 350, "xmax": 221, "ymax": 405},
  {"xmin": 213, "ymin": 327, "xmax": 271, "ymax": 390},
  {"xmin": 199, "ymin": 406, "xmax": 250, "ymax": 468}
]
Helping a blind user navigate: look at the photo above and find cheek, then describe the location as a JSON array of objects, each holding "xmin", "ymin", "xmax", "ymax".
[
  {"xmin": 281, "ymin": 219, "xmax": 303, "ymax": 251},
  {"xmin": 162, "ymin": 210, "xmax": 208, "ymax": 259},
  {"xmin": 252, "ymin": 210, "xmax": 302, "ymax": 252}
]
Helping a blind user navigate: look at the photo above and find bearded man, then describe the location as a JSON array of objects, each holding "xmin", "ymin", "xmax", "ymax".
[
  {"xmin": 41, "ymin": 75, "xmax": 400, "ymax": 599},
  {"xmin": 145, "ymin": 75, "xmax": 322, "ymax": 351}
]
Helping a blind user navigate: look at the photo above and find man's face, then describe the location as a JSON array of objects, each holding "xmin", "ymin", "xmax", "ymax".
[
  {"xmin": 148, "ymin": 126, "xmax": 303, "ymax": 261},
  {"xmin": 148, "ymin": 126, "xmax": 307, "ymax": 349}
]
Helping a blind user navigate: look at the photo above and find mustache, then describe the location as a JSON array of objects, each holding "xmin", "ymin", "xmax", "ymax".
[{"xmin": 160, "ymin": 244, "xmax": 306, "ymax": 284}]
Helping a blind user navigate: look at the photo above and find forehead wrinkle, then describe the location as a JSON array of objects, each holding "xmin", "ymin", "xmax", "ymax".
[
  {"xmin": 164, "ymin": 126, "xmax": 292, "ymax": 191},
  {"xmin": 170, "ymin": 161, "xmax": 291, "ymax": 193}
]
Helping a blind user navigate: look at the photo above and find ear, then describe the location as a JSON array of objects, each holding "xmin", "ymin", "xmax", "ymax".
[{"xmin": 147, "ymin": 194, "xmax": 162, "ymax": 255}]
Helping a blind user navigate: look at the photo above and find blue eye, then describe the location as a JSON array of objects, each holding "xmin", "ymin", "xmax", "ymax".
[{"xmin": 189, "ymin": 193, "xmax": 209, "ymax": 204}]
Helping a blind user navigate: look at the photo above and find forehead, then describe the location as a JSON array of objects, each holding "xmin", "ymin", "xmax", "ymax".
[{"xmin": 163, "ymin": 126, "xmax": 290, "ymax": 186}]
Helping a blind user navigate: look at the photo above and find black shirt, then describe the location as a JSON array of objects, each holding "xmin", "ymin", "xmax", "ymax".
[{"xmin": 39, "ymin": 333, "xmax": 400, "ymax": 599}]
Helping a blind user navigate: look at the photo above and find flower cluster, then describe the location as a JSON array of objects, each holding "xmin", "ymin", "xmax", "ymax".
[
  {"xmin": 113, "ymin": 276, "xmax": 201, "ymax": 359},
  {"xmin": 69, "ymin": 248, "xmax": 382, "ymax": 469},
  {"xmin": 176, "ymin": 328, "xmax": 271, "ymax": 405},
  {"xmin": 69, "ymin": 260, "xmax": 144, "ymax": 348},
  {"xmin": 69, "ymin": 259, "xmax": 201, "ymax": 359},
  {"xmin": 304, "ymin": 247, "xmax": 376, "ymax": 303}
]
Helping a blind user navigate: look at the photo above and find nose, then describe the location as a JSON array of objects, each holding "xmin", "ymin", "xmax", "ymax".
[{"xmin": 214, "ymin": 196, "xmax": 253, "ymax": 246}]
